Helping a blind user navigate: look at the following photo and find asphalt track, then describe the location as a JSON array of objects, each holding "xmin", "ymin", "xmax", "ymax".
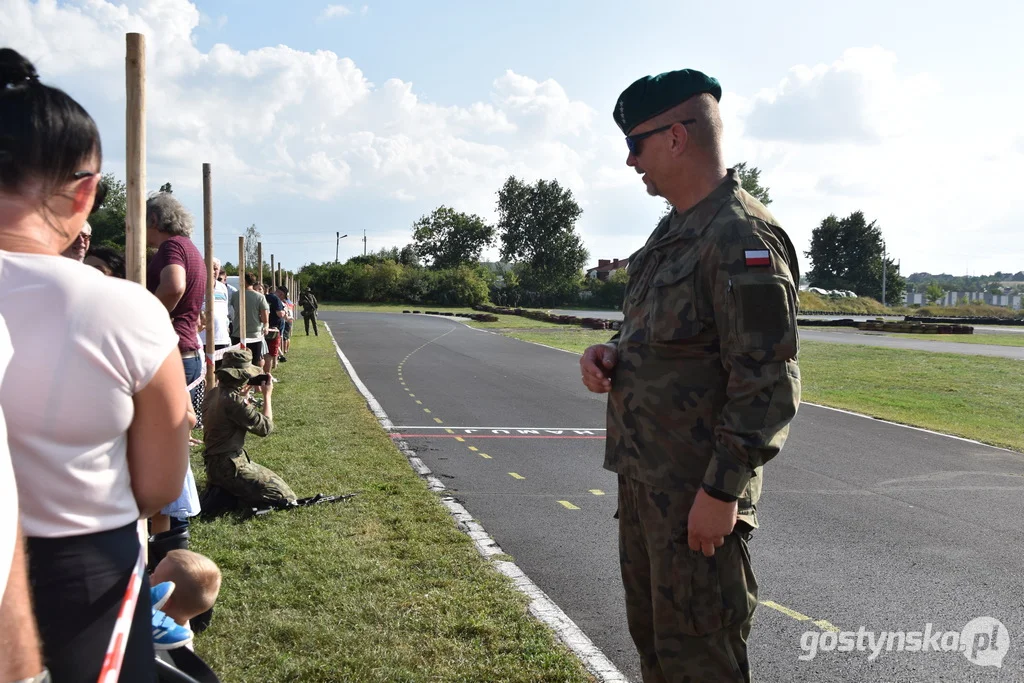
[{"xmin": 325, "ymin": 311, "xmax": 1024, "ymax": 682}]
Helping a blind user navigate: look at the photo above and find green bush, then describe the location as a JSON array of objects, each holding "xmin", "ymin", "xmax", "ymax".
[
  {"xmin": 798, "ymin": 291, "xmax": 889, "ymax": 314},
  {"xmin": 301, "ymin": 261, "xmax": 490, "ymax": 307}
]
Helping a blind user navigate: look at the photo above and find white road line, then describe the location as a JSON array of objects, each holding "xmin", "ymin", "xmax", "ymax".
[
  {"xmin": 803, "ymin": 402, "xmax": 1020, "ymax": 454},
  {"xmin": 323, "ymin": 324, "xmax": 629, "ymax": 683},
  {"xmin": 393, "ymin": 426, "xmax": 607, "ymax": 431}
]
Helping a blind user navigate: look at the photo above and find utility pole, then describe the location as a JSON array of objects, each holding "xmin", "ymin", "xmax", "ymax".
[
  {"xmin": 335, "ymin": 232, "xmax": 348, "ymax": 262},
  {"xmin": 880, "ymin": 239, "xmax": 888, "ymax": 305},
  {"xmin": 363, "ymin": 228, "xmax": 367, "ymax": 256}
]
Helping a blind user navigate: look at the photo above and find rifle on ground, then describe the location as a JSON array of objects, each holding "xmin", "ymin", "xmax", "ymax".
[{"xmin": 245, "ymin": 492, "xmax": 359, "ymax": 519}]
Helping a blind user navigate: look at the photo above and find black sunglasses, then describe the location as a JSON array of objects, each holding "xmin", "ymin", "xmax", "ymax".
[
  {"xmin": 72, "ymin": 170, "xmax": 108, "ymax": 215},
  {"xmin": 625, "ymin": 119, "xmax": 697, "ymax": 156}
]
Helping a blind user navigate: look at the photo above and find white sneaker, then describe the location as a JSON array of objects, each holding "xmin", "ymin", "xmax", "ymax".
[{"xmin": 271, "ymin": 376, "xmax": 280, "ymax": 383}]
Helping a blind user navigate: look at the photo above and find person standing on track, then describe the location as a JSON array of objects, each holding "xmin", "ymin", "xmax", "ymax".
[
  {"xmin": 579, "ymin": 68, "xmax": 801, "ymax": 683},
  {"xmin": 300, "ymin": 286, "xmax": 319, "ymax": 336}
]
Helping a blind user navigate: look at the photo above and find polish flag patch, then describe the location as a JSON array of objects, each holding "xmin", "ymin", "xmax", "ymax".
[{"xmin": 744, "ymin": 249, "xmax": 771, "ymax": 267}]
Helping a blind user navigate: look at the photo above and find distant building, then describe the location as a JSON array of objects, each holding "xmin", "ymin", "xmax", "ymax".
[
  {"xmin": 586, "ymin": 258, "xmax": 629, "ymax": 282},
  {"xmin": 904, "ymin": 291, "xmax": 1022, "ymax": 309}
]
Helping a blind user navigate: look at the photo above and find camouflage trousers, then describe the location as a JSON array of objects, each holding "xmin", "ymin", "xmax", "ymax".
[
  {"xmin": 303, "ymin": 313, "xmax": 318, "ymax": 336},
  {"xmin": 204, "ymin": 451, "xmax": 297, "ymax": 506},
  {"xmin": 618, "ymin": 475, "xmax": 758, "ymax": 683}
]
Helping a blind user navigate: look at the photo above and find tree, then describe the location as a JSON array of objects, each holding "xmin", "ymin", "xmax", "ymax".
[
  {"xmin": 805, "ymin": 211, "xmax": 906, "ymax": 305},
  {"xmin": 243, "ymin": 224, "xmax": 261, "ymax": 272},
  {"xmin": 89, "ymin": 173, "xmax": 127, "ymax": 249},
  {"xmin": 222, "ymin": 261, "xmax": 238, "ymax": 276},
  {"xmin": 734, "ymin": 162, "xmax": 772, "ymax": 205},
  {"xmin": 159, "ymin": 182, "xmax": 173, "ymax": 194},
  {"xmin": 398, "ymin": 243, "xmax": 420, "ymax": 267},
  {"xmin": 925, "ymin": 282, "xmax": 944, "ymax": 304},
  {"xmin": 412, "ymin": 206, "xmax": 494, "ymax": 270},
  {"xmin": 496, "ymin": 177, "xmax": 588, "ymax": 298}
]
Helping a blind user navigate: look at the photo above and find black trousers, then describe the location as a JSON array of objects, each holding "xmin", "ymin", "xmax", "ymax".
[{"xmin": 27, "ymin": 523, "xmax": 156, "ymax": 683}]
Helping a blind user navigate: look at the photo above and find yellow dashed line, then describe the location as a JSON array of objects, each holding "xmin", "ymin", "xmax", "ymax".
[
  {"xmin": 433, "ymin": 418, "xmax": 443, "ymax": 424},
  {"xmin": 761, "ymin": 601, "xmax": 810, "ymax": 622},
  {"xmin": 467, "ymin": 446, "xmax": 478, "ymax": 452},
  {"xmin": 814, "ymin": 620, "xmax": 840, "ymax": 632},
  {"xmin": 558, "ymin": 500, "xmax": 580, "ymax": 510},
  {"xmin": 509, "ymin": 472, "xmax": 525, "ymax": 480},
  {"xmin": 423, "ymin": 408, "xmax": 431, "ymax": 414},
  {"xmin": 589, "ymin": 489, "xmax": 605, "ymax": 496},
  {"xmin": 415, "ymin": 400, "xmax": 422, "ymax": 405},
  {"xmin": 445, "ymin": 429, "xmax": 454, "ymax": 434},
  {"xmin": 479, "ymin": 453, "xmax": 492, "ymax": 459},
  {"xmin": 455, "ymin": 436, "xmax": 464, "ymax": 442}
]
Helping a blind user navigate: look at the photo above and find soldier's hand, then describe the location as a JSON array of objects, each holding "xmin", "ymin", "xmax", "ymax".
[
  {"xmin": 687, "ymin": 489, "xmax": 738, "ymax": 557},
  {"xmin": 580, "ymin": 343, "xmax": 617, "ymax": 393},
  {"xmin": 259, "ymin": 379, "xmax": 273, "ymax": 397}
]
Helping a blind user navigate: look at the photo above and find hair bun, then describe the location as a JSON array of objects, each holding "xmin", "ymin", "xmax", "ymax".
[{"xmin": 0, "ymin": 48, "xmax": 40, "ymax": 89}]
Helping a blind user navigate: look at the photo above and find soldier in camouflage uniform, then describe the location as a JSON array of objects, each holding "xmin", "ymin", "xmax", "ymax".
[
  {"xmin": 580, "ymin": 69, "xmax": 801, "ymax": 683},
  {"xmin": 202, "ymin": 348, "xmax": 297, "ymax": 506},
  {"xmin": 300, "ymin": 287, "xmax": 319, "ymax": 336}
]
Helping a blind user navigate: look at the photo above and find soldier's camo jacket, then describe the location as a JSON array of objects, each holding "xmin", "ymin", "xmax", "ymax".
[{"xmin": 604, "ymin": 170, "xmax": 801, "ymax": 527}]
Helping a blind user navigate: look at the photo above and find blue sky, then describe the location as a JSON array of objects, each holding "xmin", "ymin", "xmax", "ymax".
[{"xmin": 3, "ymin": 0, "xmax": 1022, "ymax": 276}]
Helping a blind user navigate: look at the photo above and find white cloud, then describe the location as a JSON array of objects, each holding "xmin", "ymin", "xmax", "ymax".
[
  {"xmin": 318, "ymin": 4, "xmax": 352, "ymax": 21},
  {"xmin": 744, "ymin": 47, "xmax": 940, "ymax": 144}
]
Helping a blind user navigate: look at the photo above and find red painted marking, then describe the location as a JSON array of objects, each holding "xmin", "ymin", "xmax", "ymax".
[{"xmin": 390, "ymin": 433, "xmax": 604, "ymax": 440}]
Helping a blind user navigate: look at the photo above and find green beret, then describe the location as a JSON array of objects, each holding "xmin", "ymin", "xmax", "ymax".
[{"xmin": 613, "ymin": 69, "xmax": 722, "ymax": 134}]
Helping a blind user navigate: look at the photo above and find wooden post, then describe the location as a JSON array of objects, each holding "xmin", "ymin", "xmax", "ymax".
[
  {"xmin": 238, "ymin": 236, "xmax": 246, "ymax": 348},
  {"xmin": 203, "ymin": 163, "xmax": 215, "ymax": 388},
  {"xmin": 270, "ymin": 254, "xmax": 275, "ymax": 290},
  {"xmin": 258, "ymin": 242, "xmax": 263, "ymax": 292},
  {"xmin": 125, "ymin": 33, "xmax": 146, "ymax": 285}
]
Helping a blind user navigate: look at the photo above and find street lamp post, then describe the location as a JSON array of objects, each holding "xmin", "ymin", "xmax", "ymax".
[
  {"xmin": 336, "ymin": 232, "xmax": 349, "ymax": 262},
  {"xmin": 881, "ymin": 241, "xmax": 887, "ymax": 307}
]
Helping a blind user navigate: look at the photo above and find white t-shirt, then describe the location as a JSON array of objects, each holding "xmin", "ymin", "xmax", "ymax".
[
  {"xmin": 0, "ymin": 315, "xmax": 16, "ymax": 598},
  {"xmin": 199, "ymin": 279, "xmax": 231, "ymax": 346},
  {"xmin": 0, "ymin": 252, "xmax": 179, "ymax": 538}
]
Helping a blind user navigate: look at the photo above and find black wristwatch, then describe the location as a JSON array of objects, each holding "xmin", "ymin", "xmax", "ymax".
[{"xmin": 702, "ymin": 483, "xmax": 738, "ymax": 503}]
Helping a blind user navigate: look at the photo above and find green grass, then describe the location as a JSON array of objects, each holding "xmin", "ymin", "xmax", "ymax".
[
  {"xmin": 502, "ymin": 329, "xmax": 1024, "ymax": 453},
  {"xmin": 189, "ymin": 333, "xmax": 593, "ymax": 682},
  {"xmin": 320, "ymin": 301, "xmax": 569, "ymax": 330},
  {"xmin": 798, "ymin": 342, "xmax": 1024, "ymax": 452}
]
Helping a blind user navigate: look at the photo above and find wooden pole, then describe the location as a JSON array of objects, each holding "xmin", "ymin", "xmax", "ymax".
[
  {"xmin": 125, "ymin": 33, "xmax": 146, "ymax": 285},
  {"xmin": 238, "ymin": 236, "xmax": 246, "ymax": 348},
  {"xmin": 258, "ymin": 242, "xmax": 263, "ymax": 292},
  {"xmin": 203, "ymin": 163, "xmax": 215, "ymax": 388},
  {"xmin": 270, "ymin": 254, "xmax": 275, "ymax": 290}
]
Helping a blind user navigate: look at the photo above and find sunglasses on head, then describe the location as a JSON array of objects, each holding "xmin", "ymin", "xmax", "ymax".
[
  {"xmin": 72, "ymin": 170, "xmax": 108, "ymax": 215},
  {"xmin": 625, "ymin": 118, "xmax": 697, "ymax": 156}
]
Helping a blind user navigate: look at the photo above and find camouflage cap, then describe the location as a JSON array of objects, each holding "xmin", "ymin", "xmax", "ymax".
[
  {"xmin": 216, "ymin": 348, "xmax": 261, "ymax": 382},
  {"xmin": 613, "ymin": 69, "xmax": 722, "ymax": 134}
]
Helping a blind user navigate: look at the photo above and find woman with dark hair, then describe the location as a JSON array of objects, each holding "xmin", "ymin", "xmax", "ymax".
[
  {"xmin": 84, "ymin": 243, "xmax": 126, "ymax": 278},
  {"xmin": 0, "ymin": 48, "xmax": 191, "ymax": 681}
]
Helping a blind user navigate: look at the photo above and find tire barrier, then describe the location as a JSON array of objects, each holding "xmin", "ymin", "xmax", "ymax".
[
  {"xmin": 797, "ymin": 318, "xmax": 862, "ymax": 328},
  {"xmin": 858, "ymin": 320, "xmax": 974, "ymax": 334},
  {"xmin": 904, "ymin": 316, "xmax": 1024, "ymax": 327}
]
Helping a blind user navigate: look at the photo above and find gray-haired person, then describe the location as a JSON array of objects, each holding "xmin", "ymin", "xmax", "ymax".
[{"xmin": 146, "ymin": 192, "xmax": 207, "ymax": 398}]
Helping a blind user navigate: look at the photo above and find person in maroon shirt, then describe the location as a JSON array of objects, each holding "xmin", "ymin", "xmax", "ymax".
[{"xmin": 146, "ymin": 192, "xmax": 207, "ymax": 394}]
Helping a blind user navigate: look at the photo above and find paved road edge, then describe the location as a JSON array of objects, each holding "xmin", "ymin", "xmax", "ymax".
[{"xmin": 323, "ymin": 324, "xmax": 630, "ymax": 683}]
